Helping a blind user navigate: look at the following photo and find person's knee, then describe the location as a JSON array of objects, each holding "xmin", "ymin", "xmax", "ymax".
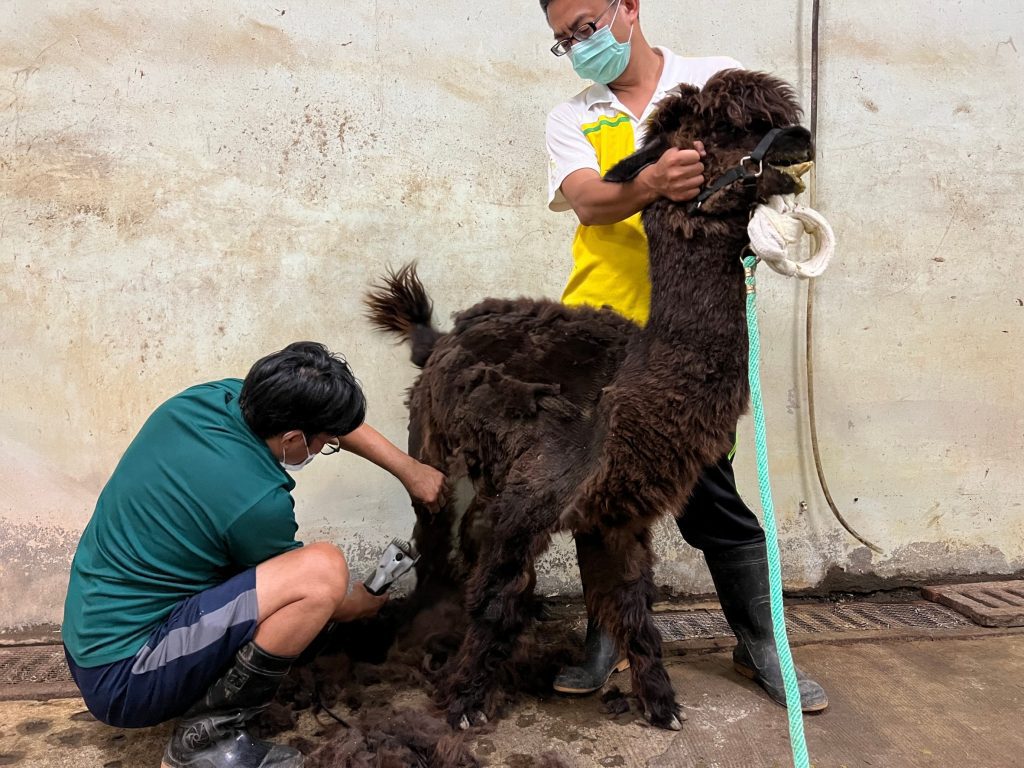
[{"xmin": 298, "ymin": 542, "xmax": 350, "ymax": 604}]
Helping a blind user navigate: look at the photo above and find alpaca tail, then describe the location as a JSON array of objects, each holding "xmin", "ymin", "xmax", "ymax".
[{"xmin": 364, "ymin": 262, "xmax": 441, "ymax": 368}]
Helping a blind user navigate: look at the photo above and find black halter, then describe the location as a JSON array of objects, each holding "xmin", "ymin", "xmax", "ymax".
[{"xmin": 686, "ymin": 127, "xmax": 792, "ymax": 215}]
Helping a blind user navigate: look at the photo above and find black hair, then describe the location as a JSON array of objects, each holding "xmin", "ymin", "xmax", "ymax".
[
  {"xmin": 239, "ymin": 341, "xmax": 366, "ymax": 440},
  {"xmin": 543, "ymin": 0, "xmax": 633, "ymax": 18}
]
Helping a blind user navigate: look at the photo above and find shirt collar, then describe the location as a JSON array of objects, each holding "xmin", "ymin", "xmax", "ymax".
[
  {"xmin": 582, "ymin": 47, "xmax": 678, "ymax": 116},
  {"xmin": 584, "ymin": 82, "xmax": 615, "ymax": 110}
]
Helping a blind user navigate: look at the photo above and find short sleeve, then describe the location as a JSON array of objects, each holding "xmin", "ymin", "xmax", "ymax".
[
  {"xmin": 545, "ymin": 103, "xmax": 600, "ymax": 212},
  {"xmin": 224, "ymin": 488, "xmax": 303, "ymax": 568}
]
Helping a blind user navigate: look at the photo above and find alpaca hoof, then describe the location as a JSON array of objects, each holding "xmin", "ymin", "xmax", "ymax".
[
  {"xmin": 645, "ymin": 708, "xmax": 685, "ymax": 731},
  {"xmin": 459, "ymin": 711, "xmax": 487, "ymax": 729}
]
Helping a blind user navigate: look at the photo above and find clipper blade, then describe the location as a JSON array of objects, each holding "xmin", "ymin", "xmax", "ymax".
[
  {"xmin": 391, "ymin": 538, "xmax": 418, "ymax": 558},
  {"xmin": 365, "ymin": 537, "xmax": 420, "ymax": 596}
]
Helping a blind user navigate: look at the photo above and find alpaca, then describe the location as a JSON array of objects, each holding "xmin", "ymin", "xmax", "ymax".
[{"xmin": 365, "ymin": 69, "xmax": 813, "ymax": 731}]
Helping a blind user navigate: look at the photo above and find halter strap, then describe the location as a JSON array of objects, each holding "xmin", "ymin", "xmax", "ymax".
[{"xmin": 686, "ymin": 127, "xmax": 789, "ymax": 214}]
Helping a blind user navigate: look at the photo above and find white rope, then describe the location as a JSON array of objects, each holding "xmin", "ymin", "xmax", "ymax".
[{"xmin": 747, "ymin": 194, "xmax": 835, "ymax": 279}]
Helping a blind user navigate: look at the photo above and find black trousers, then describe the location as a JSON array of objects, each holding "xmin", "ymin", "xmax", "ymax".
[{"xmin": 674, "ymin": 449, "xmax": 766, "ymax": 553}]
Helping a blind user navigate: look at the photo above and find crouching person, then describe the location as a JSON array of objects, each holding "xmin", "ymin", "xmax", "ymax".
[{"xmin": 61, "ymin": 341, "xmax": 446, "ymax": 768}]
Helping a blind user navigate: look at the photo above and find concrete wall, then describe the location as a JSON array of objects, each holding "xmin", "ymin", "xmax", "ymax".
[{"xmin": 2, "ymin": 1, "xmax": 1022, "ymax": 630}]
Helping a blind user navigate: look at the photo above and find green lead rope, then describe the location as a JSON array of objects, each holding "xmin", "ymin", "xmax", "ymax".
[{"xmin": 743, "ymin": 254, "xmax": 811, "ymax": 768}]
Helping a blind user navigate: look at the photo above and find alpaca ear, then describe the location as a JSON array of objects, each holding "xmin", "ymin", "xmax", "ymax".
[
  {"xmin": 605, "ymin": 84, "xmax": 701, "ymax": 183},
  {"xmin": 700, "ymin": 69, "xmax": 803, "ymax": 129},
  {"xmin": 645, "ymin": 83, "xmax": 702, "ymax": 137},
  {"xmin": 604, "ymin": 137, "xmax": 668, "ymax": 183}
]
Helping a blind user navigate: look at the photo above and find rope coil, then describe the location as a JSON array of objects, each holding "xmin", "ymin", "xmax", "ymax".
[{"xmin": 748, "ymin": 194, "xmax": 836, "ymax": 279}]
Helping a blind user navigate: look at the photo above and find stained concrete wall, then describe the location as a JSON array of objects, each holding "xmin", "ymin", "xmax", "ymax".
[{"xmin": 2, "ymin": 1, "xmax": 1022, "ymax": 631}]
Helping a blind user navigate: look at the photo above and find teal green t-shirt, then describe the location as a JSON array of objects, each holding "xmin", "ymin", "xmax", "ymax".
[{"xmin": 63, "ymin": 378, "xmax": 302, "ymax": 668}]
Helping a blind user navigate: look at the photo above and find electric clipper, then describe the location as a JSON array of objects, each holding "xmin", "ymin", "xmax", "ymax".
[{"xmin": 365, "ymin": 538, "xmax": 419, "ymax": 595}]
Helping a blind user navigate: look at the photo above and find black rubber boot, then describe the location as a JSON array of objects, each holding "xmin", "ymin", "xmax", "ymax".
[
  {"xmin": 705, "ymin": 542, "xmax": 829, "ymax": 713},
  {"xmin": 162, "ymin": 641, "xmax": 304, "ymax": 768},
  {"xmin": 553, "ymin": 618, "xmax": 629, "ymax": 695}
]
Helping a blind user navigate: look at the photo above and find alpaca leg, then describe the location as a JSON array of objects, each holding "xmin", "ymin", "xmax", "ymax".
[
  {"xmin": 412, "ymin": 502, "xmax": 458, "ymax": 602},
  {"xmin": 579, "ymin": 531, "xmax": 682, "ymax": 730},
  {"xmin": 439, "ymin": 503, "xmax": 553, "ymax": 729},
  {"xmin": 456, "ymin": 490, "xmax": 493, "ymax": 572},
  {"xmin": 408, "ymin": 420, "xmax": 460, "ymax": 601}
]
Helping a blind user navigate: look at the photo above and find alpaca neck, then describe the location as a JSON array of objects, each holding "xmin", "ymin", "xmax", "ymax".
[
  {"xmin": 644, "ymin": 215, "xmax": 749, "ymax": 339},
  {"xmin": 582, "ymin": 211, "xmax": 754, "ymax": 521}
]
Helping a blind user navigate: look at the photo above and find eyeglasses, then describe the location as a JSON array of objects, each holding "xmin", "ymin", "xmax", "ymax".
[
  {"xmin": 320, "ymin": 437, "xmax": 342, "ymax": 456},
  {"xmin": 550, "ymin": 0, "xmax": 618, "ymax": 56}
]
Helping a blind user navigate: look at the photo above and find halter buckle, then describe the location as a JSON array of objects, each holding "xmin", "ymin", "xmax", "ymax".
[{"xmin": 740, "ymin": 155, "xmax": 764, "ymax": 178}]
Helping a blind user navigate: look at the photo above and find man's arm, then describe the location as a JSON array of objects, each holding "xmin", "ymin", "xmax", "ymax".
[
  {"xmin": 561, "ymin": 144, "xmax": 707, "ymax": 226},
  {"xmin": 338, "ymin": 423, "xmax": 446, "ymax": 511}
]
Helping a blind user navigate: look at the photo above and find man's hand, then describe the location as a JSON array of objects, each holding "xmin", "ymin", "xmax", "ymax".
[
  {"xmin": 638, "ymin": 142, "xmax": 706, "ymax": 202},
  {"xmin": 335, "ymin": 581, "xmax": 389, "ymax": 622},
  {"xmin": 560, "ymin": 142, "xmax": 707, "ymax": 226},
  {"xmin": 337, "ymin": 424, "xmax": 448, "ymax": 511},
  {"xmin": 399, "ymin": 458, "xmax": 448, "ymax": 513}
]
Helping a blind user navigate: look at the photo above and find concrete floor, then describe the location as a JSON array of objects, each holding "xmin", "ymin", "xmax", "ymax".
[{"xmin": 1, "ymin": 635, "xmax": 1023, "ymax": 768}]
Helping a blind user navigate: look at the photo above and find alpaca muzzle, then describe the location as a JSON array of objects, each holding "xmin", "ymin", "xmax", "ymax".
[{"xmin": 773, "ymin": 160, "xmax": 814, "ymax": 193}]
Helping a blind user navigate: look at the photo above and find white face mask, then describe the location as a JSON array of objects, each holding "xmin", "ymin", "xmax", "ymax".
[{"xmin": 280, "ymin": 433, "xmax": 315, "ymax": 472}]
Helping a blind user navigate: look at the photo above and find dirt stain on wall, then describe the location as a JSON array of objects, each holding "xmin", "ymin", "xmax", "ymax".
[{"xmin": 4, "ymin": 9, "xmax": 301, "ymax": 70}]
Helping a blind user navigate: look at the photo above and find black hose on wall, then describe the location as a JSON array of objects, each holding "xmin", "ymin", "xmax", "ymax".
[{"xmin": 806, "ymin": 0, "xmax": 883, "ymax": 554}]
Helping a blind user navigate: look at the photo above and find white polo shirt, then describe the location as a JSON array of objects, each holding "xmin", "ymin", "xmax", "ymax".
[{"xmin": 544, "ymin": 48, "xmax": 742, "ymax": 324}]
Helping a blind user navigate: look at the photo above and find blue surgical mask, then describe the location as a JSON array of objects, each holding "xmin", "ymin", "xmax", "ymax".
[
  {"xmin": 280, "ymin": 433, "xmax": 315, "ymax": 472},
  {"xmin": 570, "ymin": 1, "xmax": 634, "ymax": 84}
]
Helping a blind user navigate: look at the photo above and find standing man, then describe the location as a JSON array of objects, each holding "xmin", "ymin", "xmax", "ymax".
[
  {"xmin": 63, "ymin": 341, "xmax": 447, "ymax": 768},
  {"xmin": 540, "ymin": 0, "xmax": 828, "ymax": 712}
]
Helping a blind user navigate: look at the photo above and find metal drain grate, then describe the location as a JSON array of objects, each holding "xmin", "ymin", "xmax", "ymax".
[
  {"xmin": 923, "ymin": 581, "xmax": 1024, "ymax": 627},
  {"xmin": 0, "ymin": 646, "xmax": 73, "ymax": 687},
  {"xmin": 653, "ymin": 609, "xmax": 732, "ymax": 639},
  {"xmin": 789, "ymin": 602, "xmax": 971, "ymax": 632},
  {"xmin": 0, "ymin": 602, "xmax": 988, "ymax": 696},
  {"xmin": 652, "ymin": 601, "xmax": 971, "ymax": 643}
]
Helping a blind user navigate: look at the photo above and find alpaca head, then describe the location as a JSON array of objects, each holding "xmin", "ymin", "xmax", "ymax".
[{"xmin": 605, "ymin": 69, "xmax": 813, "ymax": 219}]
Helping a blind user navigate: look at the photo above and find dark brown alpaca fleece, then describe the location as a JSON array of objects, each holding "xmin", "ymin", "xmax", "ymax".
[
  {"xmin": 364, "ymin": 69, "xmax": 812, "ymax": 731},
  {"xmin": 259, "ymin": 595, "xmax": 577, "ymax": 767}
]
